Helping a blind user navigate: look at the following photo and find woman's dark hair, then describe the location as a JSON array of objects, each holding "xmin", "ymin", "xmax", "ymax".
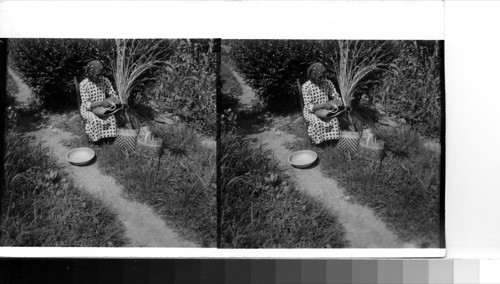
[
  {"xmin": 85, "ymin": 60, "xmax": 104, "ymax": 78},
  {"xmin": 306, "ymin": 62, "xmax": 326, "ymax": 79}
]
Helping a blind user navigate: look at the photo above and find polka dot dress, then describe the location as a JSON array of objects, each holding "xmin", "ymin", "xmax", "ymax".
[
  {"xmin": 302, "ymin": 79, "xmax": 343, "ymax": 144},
  {"xmin": 79, "ymin": 77, "xmax": 119, "ymax": 142}
]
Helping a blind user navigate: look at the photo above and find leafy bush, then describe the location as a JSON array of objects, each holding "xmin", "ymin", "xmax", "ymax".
[
  {"xmin": 2, "ymin": 113, "xmax": 126, "ymax": 246},
  {"xmin": 372, "ymin": 41, "xmax": 443, "ymax": 138},
  {"xmin": 332, "ymin": 40, "xmax": 396, "ymax": 131},
  {"xmin": 9, "ymin": 38, "xmax": 113, "ymax": 110},
  {"xmin": 137, "ymin": 39, "xmax": 217, "ymax": 136},
  {"xmin": 229, "ymin": 39, "xmax": 442, "ymax": 137},
  {"xmin": 219, "ymin": 129, "xmax": 348, "ymax": 248},
  {"xmin": 229, "ymin": 39, "xmax": 334, "ymax": 112}
]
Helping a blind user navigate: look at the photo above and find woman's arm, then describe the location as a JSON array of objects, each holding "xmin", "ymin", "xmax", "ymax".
[
  {"xmin": 312, "ymin": 102, "xmax": 328, "ymax": 112},
  {"xmin": 80, "ymin": 82, "xmax": 102, "ymax": 110},
  {"xmin": 103, "ymin": 77, "xmax": 119, "ymax": 102},
  {"xmin": 89, "ymin": 100, "xmax": 106, "ymax": 109},
  {"xmin": 303, "ymin": 84, "xmax": 327, "ymax": 112},
  {"xmin": 303, "ymin": 84, "xmax": 319, "ymax": 113},
  {"xmin": 80, "ymin": 81, "xmax": 109, "ymax": 110},
  {"xmin": 328, "ymin": 80, "xmax": 343, "ymax": 107}
]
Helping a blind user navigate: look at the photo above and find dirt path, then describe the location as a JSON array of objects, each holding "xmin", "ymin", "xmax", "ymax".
[
  {"xmin": 8, "ymin": 67, "xmax": 34, "ymax": 106},
  {"xmin": 232, "ymin": 69, "xmax": 413, "ymax": 248},
  {"xmin": 230, "ymin": 68, "xmax": 255, "ymax": 109},
  {"xmin": 11, "ymin": 69, "xmax": 197, "ymax": 247}
]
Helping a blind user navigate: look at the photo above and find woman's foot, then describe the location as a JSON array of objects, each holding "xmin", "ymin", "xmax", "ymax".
[
  {"xmin": 93, "ymin": 137, "xmax": 115, "ymax": 146},
  {"xmin": 100, "ymin": 137, "xmax": 116, "ymax": 145},
  {"xmin": 317, "ymin": 140, "xmax": 338, "ymax": 148}
]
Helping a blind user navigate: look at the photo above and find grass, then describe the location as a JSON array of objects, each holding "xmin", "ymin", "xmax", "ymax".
[
  {"xmin": 56, "ymin": 113, "xmax": 216, "ymax": 247},
  {"xmin": 279, "ymin": 113, "xmax": 442, "ymax": 247},
  {"xmin": 111, "ymin": 39, "xmax": 168, "ymax": 106},
  {"xmin": 220, "ymin": 59, "xmax": 347, "ymax": 248},
  {"xmin": 219, "ymin": 130, "xmax": 348, "ymax": 248},
  {"xmin": 1, "ymin": 123, "xmax": 127, "ymax": 246},
  {"xmin": 333, "ymin": 41, "xmax": 391, "ymax": 108}
]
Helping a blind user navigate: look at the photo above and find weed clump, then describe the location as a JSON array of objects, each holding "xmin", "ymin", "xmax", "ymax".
[{"xmin": 2, "ymin": 121, "xmax": 127, "ymax": 246}]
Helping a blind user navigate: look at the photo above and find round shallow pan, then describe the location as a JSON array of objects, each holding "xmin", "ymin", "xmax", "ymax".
[
  {"xmin": 288, "ymin": 150, "xmax": 317, "ymax": 169},
  {"xmin": 66, "ymin": 147, "xmax": 95, "ymax": 166}
]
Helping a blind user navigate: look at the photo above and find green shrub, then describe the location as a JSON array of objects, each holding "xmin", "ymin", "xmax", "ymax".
[
  {"xmin": 373, "ymin": 41, "xmax": 443, "ymax": 138},
  {"xmin": 219, "ymin": 130, "xmax": 347, "ymax": 248},
  {"xmin": 229, "ymin": 39, "xmax": 335, "ymax": 112},
  {"xmin": 229, "ymin": 39, "xmax": 442, "ymax": 137},
  {"xmin": 137, "ymin": 39, "xmax": 217, "ymax": 136},
  {"xmin": 2, "ymin": 114, "xmax": 126, "ymax": 246},
  {"xmin": 9, "ymin": 38, "xmax": 113, "ymax": 110}
]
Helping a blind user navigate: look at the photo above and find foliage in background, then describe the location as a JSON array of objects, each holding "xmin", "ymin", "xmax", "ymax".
[
  {"xmin": 138, "ymin": 39, "xmax": 217, "ymax": 135},
  {"xmin": 9, "ymin": 38, "xmax": 216, "ymax": 135},
  {"xmin": 373, "ymin": 41, "xmax": 443, "ymax": 138},
  {"xmin": 1, "ymin": 112, "xmax": 126, "ymax": 246},
  {"xmin": 229, "ymin": 39, "xmax": 332, "ymax": 112},
  {"xmin": 332, "ymin": 40, "xmax": 394, "ymax": 131},
  {"xmin": 228, "ymin": 40, "xmax": 443, "ymax": 137},
  {"xmin": 110, "ymin": 39, "xmax": 173, "ymax": 129},
  {"xmin": 219, "ymin": 127, "xmax": 348, "ymax": 248},
  {"xmin": 111, "ymin": 39, "xmax": 172, "ymax": 105},
  {"xmin": 9, "ymin": 39, "xmax": 113, "ymax": 110}
]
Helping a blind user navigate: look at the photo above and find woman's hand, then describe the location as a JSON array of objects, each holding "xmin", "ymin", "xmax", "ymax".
[
  {"xmin": 315, "ymin": 109, "xmax": 331, "ymax": 121},
  {"xmin": 90, "ymin": 100, "xmax": 105, "ymax": 110},
  {"xmin": 324, "ymin": 100, "xmax": 338, "ymax": 110},
  {"xmin": 109, "ymin": 97, "xmax": 120, "ymax": 104},
  {"xmin": 101, "ymin": 99, "xmax": 113, "ymax": 108},
  {"xmin": 312, "ymin": 102, "xmax": 327, "ymax": 112}
]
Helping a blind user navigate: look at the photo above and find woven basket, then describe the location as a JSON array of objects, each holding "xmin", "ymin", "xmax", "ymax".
[
  {"xmin": 337, "ymin": 131, "xmax": 361, "ymax": 154},
  {"xmin": 359, "ymin": 134, "xmax": 385, "ymax": 161},
  {"xmin": 114, "ymin": 128, "xmax": 138, "ymax": 151},
  {"xmin": 136, "ymin": 133, "xmax": 163, "ymax": 160},
  {"xmin": 360, "ymin": 128, "xmax": 374, "ymax": 141}
]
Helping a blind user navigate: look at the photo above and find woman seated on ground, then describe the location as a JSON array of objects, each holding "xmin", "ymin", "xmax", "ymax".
[
  {"xmin": 80, "ymin": 60, "xmax": 120, "ymax": 143},
  {"xmin": 302, "ymin": 62, "xmax": 344, "ymax": 145}
]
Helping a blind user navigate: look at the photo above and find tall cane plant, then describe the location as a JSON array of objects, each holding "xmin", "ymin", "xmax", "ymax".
[
  {"xmin": 110, "ymin": 39, "xmax": 168, "ymax": 128},
  {"xmin": 332, "ymin": 40, "xmax": 393, "ymax": 131}
]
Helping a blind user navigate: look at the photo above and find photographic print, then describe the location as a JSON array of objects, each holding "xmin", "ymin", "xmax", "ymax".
[
  {"xmin": 219, "ymin": 39, "xmax": 444, "ymax": 249},
  {"xmin": 2, "ymin": 38, "xmax": 217, "ymax": 247}
]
